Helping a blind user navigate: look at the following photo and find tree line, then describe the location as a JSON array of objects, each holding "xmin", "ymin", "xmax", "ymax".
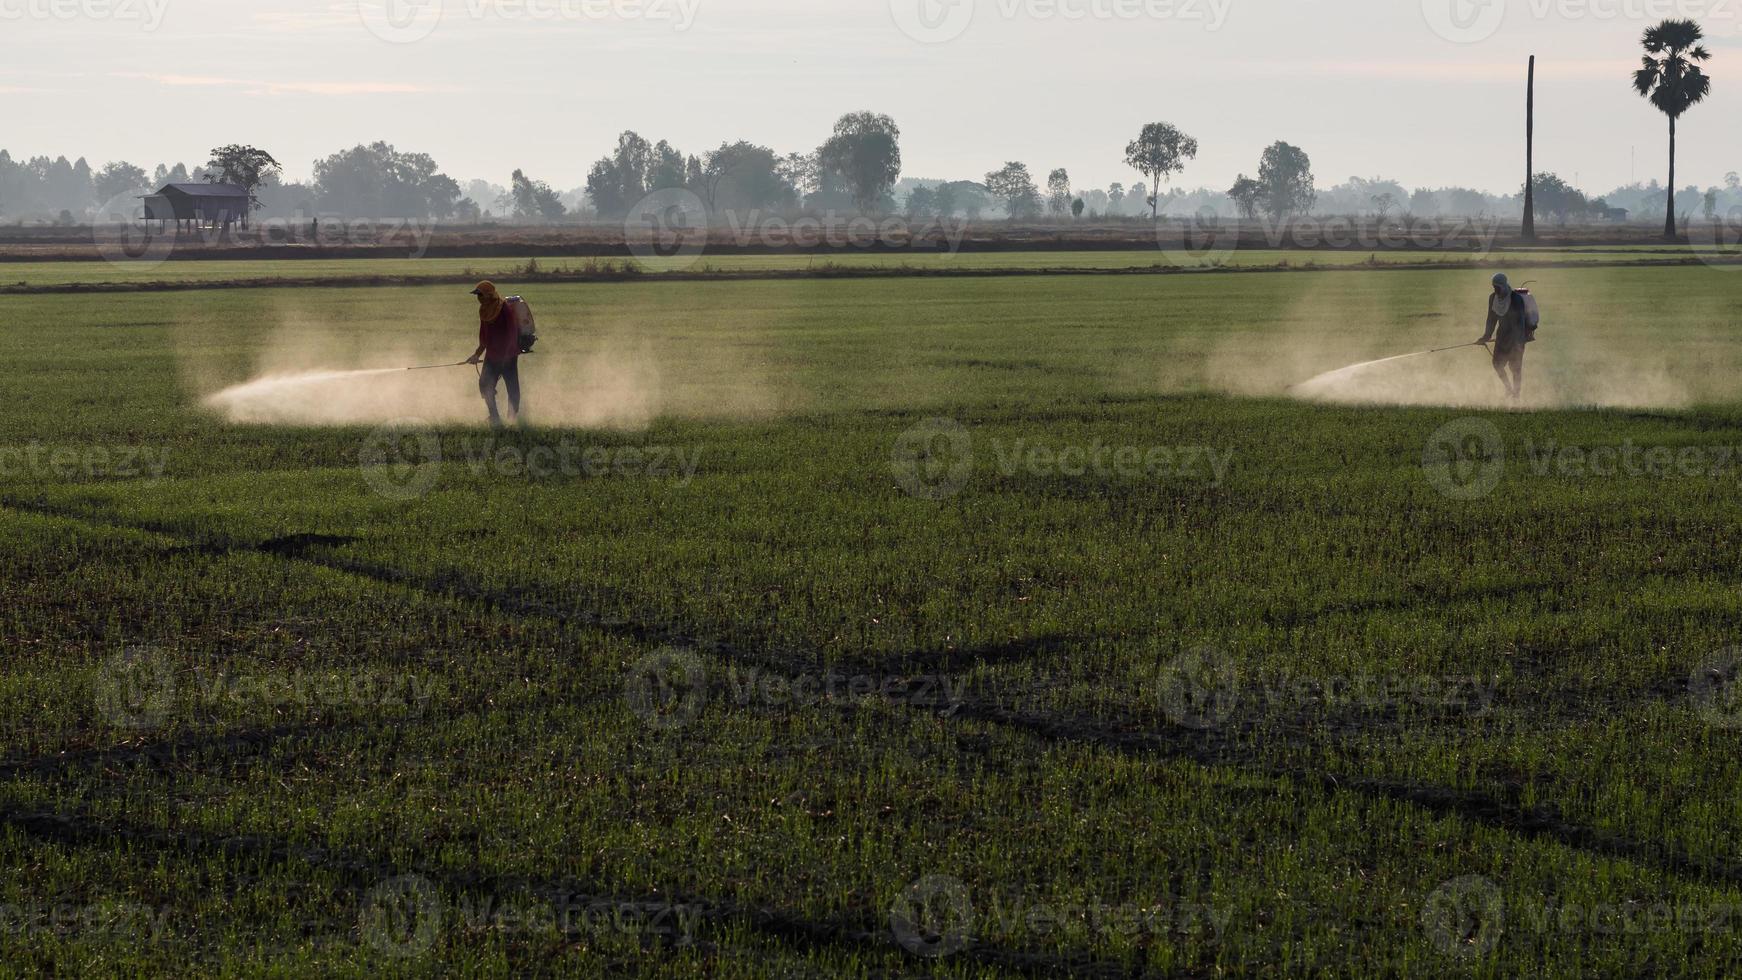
[{"xmin": 1, "ymin": 13, "xmax": 1729, "ymax": 236}]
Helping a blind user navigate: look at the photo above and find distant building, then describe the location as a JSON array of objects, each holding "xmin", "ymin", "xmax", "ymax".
[
  {"xmin": 1599, "ymin": 207, "xmax": 1630, "ymax": 222},
  {"xmin": 141, "ymin": 183, "xmax": 250, "ymax": 229}
]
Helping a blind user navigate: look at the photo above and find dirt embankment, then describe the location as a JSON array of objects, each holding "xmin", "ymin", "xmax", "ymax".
[{"xmin": 0, "ymin": 219, "xmax": 1709, "ymax": 263}]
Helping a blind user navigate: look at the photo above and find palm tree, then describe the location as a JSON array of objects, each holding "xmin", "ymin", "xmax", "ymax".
[{"xmin": 1633, "ymin": 19, "xmax": 1712, "ymax": 240}]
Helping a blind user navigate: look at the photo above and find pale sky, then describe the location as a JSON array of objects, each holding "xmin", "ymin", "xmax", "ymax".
[{"xmin": 2, "ymin": 0, "xmax": 1738, "ymax": 195}]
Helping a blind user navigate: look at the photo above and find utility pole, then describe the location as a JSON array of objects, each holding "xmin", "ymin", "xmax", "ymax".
[{"xmin": 1522, "ymin": 55, "xmax": 1536, "ymax": 240}]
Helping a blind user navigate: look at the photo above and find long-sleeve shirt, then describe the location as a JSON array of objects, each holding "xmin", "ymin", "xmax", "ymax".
[
  {"xmin": 1481, "ymin": 292, "xmax": 1531, "ymax": 350},
  {"xmin": 479, "ymin": 304, "xmax": 520, "ymax": 364}
]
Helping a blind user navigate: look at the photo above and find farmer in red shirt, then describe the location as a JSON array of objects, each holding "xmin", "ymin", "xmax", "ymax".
[{"xmin": 464, "ymin": 281, "xmax": 523, "ymax": 427}]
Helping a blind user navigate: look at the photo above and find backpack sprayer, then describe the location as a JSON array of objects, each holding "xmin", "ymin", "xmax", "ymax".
[
  {"xmin": 1286, "ymin": 282, "xmax": 1543, "ymax": 392},
  {"xmin": 1389, "ymin": 281, "xmax": 1544, "ymax": 361},
  {"xmin": 401, "ymin": 295, "xmax": 540, "ymax": 373}
]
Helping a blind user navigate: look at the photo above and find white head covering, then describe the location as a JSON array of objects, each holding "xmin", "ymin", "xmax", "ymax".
[{"xmin": 1489, "ymin": 273, "xmax": 1513, "ymax": 318}]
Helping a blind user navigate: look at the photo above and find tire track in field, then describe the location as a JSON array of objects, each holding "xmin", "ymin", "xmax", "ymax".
[
  {"xmin": 9, "ymin": 497, "xmax": 1742, "ymax": 893},
  {"xmin": 0, "ymin": 803, "xmax": 1166, "ymax": 979}
]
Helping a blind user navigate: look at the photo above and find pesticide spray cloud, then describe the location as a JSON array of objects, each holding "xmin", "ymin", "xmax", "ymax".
[
  {"xmin": 1208, "ymin": 272, "xmax": 1721, "ymax": 410},
  {"xmin": 196, "ymin": 293, "xmax": 785, "ymax": 428}
]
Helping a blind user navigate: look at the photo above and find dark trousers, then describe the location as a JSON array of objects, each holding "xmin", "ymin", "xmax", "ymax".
[
  {"xmin": 1491, "ymin": 335, "xmax": 1525, "ymax": 399},
  {"xmin": 479, "ymin": 359, "xmax": 521, "ymax": 426}
]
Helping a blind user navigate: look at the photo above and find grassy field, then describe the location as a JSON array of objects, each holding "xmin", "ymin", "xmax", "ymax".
[
  {"xmin": 5, "ymin": 264, "xmax": 1742, "ymax": 975},
  {"xmin": 3, "ymin": 244, "xmax": 1741, "ymax": 288}
]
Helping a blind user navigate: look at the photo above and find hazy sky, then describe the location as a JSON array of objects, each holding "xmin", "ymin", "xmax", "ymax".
[{"xmin": 3, "ymin": 0, "xmax": 1738, "ymax": 195}]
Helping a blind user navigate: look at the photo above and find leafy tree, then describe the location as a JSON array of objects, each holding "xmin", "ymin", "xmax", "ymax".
[
  {"xmin": 0, "ymin": 152, "xmax": 92, "ymax": 219},
  {"xmin": 205, "ymin": 145, "xmax": 282, "ymax": 223},
  {"xmin": 984, "ymin": 162, "xmax": 1040, "ymax": 220},
  {"xmin": 1524, "ymin": 172, "xmax": 1591, "ymax": 221},
  {"xmin": 311, "ymin": 142, "xmax": 462, "ymax": 218},
  {"xmin": 1227, "ymin": 176, "xmax": 1263, "ymax": 219},
  {"xmin": 1257, "ymin": 141, "xmax": 1315, "ymax": 218},
  {"xmin": 92, "ymin": 161, "xmax": 149, "ymax": 204},
  {"xmin": 1633, "ymin": 19, "xmax": 1712, "ymax": 239},
  {"xmin": 152, "ymin": 162, "xmax": 190, "ymax": 187},
  {"xmin": 932, "ymin": 182, "xmax": 958, "ymax": 219},
  {"xmin": 1371, "ymin": 192, "xmax": 1396, "ymax": 219},
  {"xmin": 1070, "ymin": 197, "xmax": 1085, "ymax": 219},
  {"xmin": 1123, "ymin": 122, "xmax": 1198, "ymax": 218},
  {"xmin": 648, "ymin": 140, "xmax": 687, "ymax": 193},
  {"xmin": 585, "ymin": 131, "xmax": 655, "ymax": 218},
  {"xmin": 1046, "ymin": 168, "xmax": 1071, "ymax": 216},
  {"xmin": 906, "ymin": 185, "xmax": 936, "ymax": 218},
  {"xmin": 1107, "ymin": 183, "xmax": 1125, "ymax": 213},
  {"xmin": 778, "ymin": 152, "xmax": 819, "ymax": 205},
  {"xmin": 818, "ymin": 111, "xmax": 902, "ymax": 213},
  {"xmin": 1727, "ymin": 171, "xmax": 1740, "ymax": 191},
  {"xmin": 698, "ymin": 141, "xmax": 792, "ymax": 211},
  {"xmin": 510, "ymin": 169, "xmax": 567, "ymax": 221},
  {"xmin": 1704, "ymin": 188, "xmax": 1720, "ymax": 222}
]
